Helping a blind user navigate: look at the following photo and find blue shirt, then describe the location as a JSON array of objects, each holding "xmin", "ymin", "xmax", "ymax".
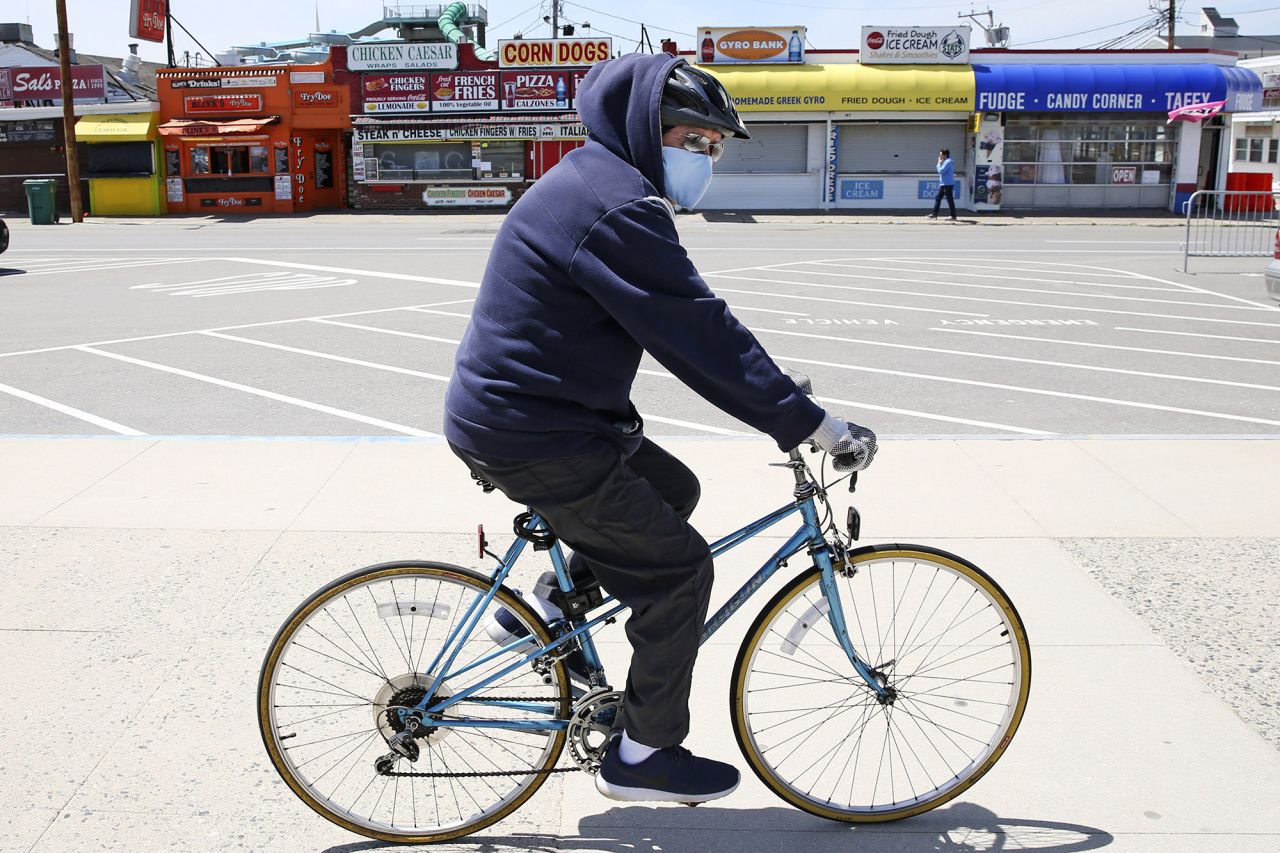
[{"xmin": 937, "ymin": 157, "xmax": 955, "ymax": 186}]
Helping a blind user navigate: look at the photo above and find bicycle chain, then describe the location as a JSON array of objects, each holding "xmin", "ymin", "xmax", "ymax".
[{"xmin": 382, "ymin": 695, "xmax": 581, "ymax": 778}]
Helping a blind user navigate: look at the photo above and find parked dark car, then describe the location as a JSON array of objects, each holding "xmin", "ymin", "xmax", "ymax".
[{"xmin": 0, "ymin": 218, "xmax": 8, "ymax": 254}]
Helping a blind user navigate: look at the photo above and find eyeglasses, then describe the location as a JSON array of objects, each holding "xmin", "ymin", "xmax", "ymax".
[{"xmin": 681, "ymin": 131, "xmax": 725, "ymax": 162}]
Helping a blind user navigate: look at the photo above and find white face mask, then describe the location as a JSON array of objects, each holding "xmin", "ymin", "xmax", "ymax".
[{"xmin": 661, "ymin": 146, "xmax": 714, "ymax": 210}]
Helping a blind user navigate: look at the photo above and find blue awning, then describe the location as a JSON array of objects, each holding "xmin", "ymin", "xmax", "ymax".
[{"xmin": 973, "ymin": 64, "xmax": 1263, "ymax": 113}]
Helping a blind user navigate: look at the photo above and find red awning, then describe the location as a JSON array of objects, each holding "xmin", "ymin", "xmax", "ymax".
[{"xmin": 158, "ymin": 117, "xmax": 280, "ymax": 136}]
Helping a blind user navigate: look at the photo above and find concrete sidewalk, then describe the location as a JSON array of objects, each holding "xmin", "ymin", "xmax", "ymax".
[{"xmin": 2, "ymin": 436, "xmax": 1278, "ymax": 852}]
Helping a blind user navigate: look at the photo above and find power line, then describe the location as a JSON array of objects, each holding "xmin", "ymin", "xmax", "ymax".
[
  {"xmin": 492, "ymin": 0, "xmax": 545, "ymax": 30},
  {"xmin": 563, "ymin": 2, "xmax": 685, "ymax": 38},
  {"xmin": 1017, "ymin": 14, "xmax": 1154, "ymax": 47}
]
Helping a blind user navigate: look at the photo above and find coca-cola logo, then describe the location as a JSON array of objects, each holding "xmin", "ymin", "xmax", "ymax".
[{"xmin": 866, "ymin": 31, "xmax": 885, "ymax": 50}]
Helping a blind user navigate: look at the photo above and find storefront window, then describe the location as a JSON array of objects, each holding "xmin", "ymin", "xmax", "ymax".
[
  {"xmin": 250, "ymin": 145, "xmax": 270, "ymax": 173},
  {"xmin": 476, "ymin": 141, "xmax": 525, "ymax": 180},
  {"xmin": 363, "ymin": 142, "xmax": 472, "ymax": 181},
  {"xmin": 86, "ymin": 142, "xmax": 155, "ymax": 178},
  {"xmin": 1237, "ymin": 138, "xmax": 1278, "ymax": 163},
  {"xmin": 1003, "ymin": 116, "xmax": 1175, "ymax": 185},
  {"xmin": 192, "ymin": 146, "xmax": 211, "ymax": 174}
]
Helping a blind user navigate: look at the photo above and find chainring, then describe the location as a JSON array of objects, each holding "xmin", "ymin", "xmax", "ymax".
[{"xmin": 566, "ymin": 688, "xmax": 624, "ymax": 774}]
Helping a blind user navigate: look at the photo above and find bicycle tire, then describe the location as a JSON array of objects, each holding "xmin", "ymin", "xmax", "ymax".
[
  {"xmin": 257, "ymin": 560, "xmax": 571, "ymax": 844},
  {"xmin": 730, "ymin": 544, "xmax": 1031, "ymax": 823}
]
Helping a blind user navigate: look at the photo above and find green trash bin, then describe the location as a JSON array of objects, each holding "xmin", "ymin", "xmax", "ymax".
[{"xmin": 23, "ymin": 179, "xmax": 59, "ymax": 225}]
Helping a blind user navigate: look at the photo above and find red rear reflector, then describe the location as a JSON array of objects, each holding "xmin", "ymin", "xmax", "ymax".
[{"xmin": 477, "ymin": 524, "xmax": 486, "ymax": 558}]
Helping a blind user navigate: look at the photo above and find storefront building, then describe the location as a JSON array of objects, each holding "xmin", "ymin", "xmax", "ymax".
[
  {"xmin": 336, "ymin": 40, "xmax": 603, "ymax": 210},
  {"xmin": 156, "ymin": 62, "xmax": 350, "ymax": 214},
  {"xmin": 687, "ymin": 25, "xmax": 1262, "ymax": 212},
  {"xmin": 75, "ymin": 110, "xmax": 166, "ymax": 215},
  {"xmin": 1225, "ymin": 56, "xmax": 1280, "ymax": 193}
]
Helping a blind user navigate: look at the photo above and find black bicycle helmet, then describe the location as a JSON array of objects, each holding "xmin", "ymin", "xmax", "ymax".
[{"xmin": 660, "ymin": 61, "xmax": 751, "ymax": 139}]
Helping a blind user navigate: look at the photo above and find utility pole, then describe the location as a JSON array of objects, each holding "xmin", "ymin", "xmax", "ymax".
[
  {"xmin": 54, "ymin": 0, "xmax": 83, "ymax": 223},
  {"xmin": 551, "ymin": 0, "xmax": 559, "ymax": 37},
  {"xmin": 1167, "ymin": 0, "xmax": 1176, "ymax": 49}
]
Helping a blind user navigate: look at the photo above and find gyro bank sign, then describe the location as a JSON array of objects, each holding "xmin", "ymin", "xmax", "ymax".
[{"xmin": 861, "ymin": 26, "xmax": 970, "ymax": 64}]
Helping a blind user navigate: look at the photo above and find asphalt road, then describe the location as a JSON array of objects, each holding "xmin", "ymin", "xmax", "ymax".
[{"xmin": 1, "ymin": 214, "xmax": 1277, "ymax": 438}]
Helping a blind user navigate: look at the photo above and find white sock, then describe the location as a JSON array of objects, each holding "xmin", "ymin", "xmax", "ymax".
[{"xmin": 617, "ymin": 730, "xmax": 660, "ymax": 765}]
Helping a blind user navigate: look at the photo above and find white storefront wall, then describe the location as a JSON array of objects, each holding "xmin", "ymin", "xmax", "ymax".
[
  {"xmin": 699, "ymin": 111, "xmax": 970, "ymax": 210},
  {"xmin": 700, "ymin": 117, "xmax": 825, "ymax": 209},
  {"xmin": 1226, "ymin": 57, "xmax": 1280, "ymax": 191}
]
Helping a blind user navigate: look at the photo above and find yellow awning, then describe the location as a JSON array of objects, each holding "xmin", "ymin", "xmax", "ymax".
[
  {"xmin": 75, "ymin": 112, "xmax": 159, "ymax": 141},
  {"xmin": 704, "ymin": 64, "xmax": 975, "ymax": 112}
]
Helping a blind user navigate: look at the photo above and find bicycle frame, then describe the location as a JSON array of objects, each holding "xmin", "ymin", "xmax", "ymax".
[{"xmin": 412, "ymin": 449, "xmax": 887, "ymax": 730}]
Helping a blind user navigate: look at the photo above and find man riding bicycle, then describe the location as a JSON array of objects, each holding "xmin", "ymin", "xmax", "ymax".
[{"xmin": 445, "ymin": 53, "xmax": 876, "ymax": 804}]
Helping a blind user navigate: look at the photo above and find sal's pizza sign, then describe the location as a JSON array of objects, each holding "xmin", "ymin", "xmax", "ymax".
[
  {"xmin": 6, "ymin": 65, "xmax": 107, "ymax": 104},
  {"xmin": 498, "ymin": 38, "xmax": 612, "ymax": 68}
]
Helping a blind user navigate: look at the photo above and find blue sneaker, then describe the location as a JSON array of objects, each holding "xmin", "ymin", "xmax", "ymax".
[{"xmin": 595, "ymin": 741, "xmax": 740, "ymax": 803}]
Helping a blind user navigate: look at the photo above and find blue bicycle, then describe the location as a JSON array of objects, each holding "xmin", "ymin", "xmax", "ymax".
[{"xmin": 258, "ymin": 432, "xmax": 1031, "ymax": 843}]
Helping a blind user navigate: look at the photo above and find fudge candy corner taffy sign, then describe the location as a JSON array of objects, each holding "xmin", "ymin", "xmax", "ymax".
[{"xmin": 974, "ymin": 65, "xmax": 1255, "ymax": 112}]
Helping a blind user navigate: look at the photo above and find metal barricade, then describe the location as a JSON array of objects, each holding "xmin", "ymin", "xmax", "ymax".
[{"xmin": 1183, "ymin": 189, "xmax": 1280, "ymax": 273}]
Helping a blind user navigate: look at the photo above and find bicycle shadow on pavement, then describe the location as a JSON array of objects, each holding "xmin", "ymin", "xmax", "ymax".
[{"xmin": 320, "ymin": 803, "xmax": 1113, "ymax": 853}]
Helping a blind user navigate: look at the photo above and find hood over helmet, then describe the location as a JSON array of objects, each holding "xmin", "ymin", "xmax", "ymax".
[{"xmin": 574, "ymin": 53, "xmax": 683, "ymax": 191}]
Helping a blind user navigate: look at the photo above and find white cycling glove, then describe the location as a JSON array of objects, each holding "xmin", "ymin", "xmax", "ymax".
[{"xmin": 807, "ymin": 411, "xmax": 879, "ymax": 472}]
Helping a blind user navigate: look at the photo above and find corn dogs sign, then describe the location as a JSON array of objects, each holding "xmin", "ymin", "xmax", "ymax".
[{"xmin": 498, "ymin": 38, "xmax": 612, "ymax": 68}]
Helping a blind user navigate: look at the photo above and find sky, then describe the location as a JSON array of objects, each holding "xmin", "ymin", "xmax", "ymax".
[{"xmin": 9, "ymin": 0, "xmax": 1280, "ymax": 64}]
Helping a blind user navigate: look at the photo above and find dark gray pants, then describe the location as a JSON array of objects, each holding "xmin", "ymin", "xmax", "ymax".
[
  {"xmin": 933, "ymin": 184, "xmax": 956, "ymax": 218},
  {"xmin": 450, "ymin": 438, "xmax": 713, "ymax": 747}
]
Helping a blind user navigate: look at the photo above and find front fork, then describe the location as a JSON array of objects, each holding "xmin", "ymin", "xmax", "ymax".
[{"xmin": 793, "ymin": 459, "xmax": 895, "ymax": 705}]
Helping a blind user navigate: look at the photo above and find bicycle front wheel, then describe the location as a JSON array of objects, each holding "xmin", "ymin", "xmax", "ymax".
[
  {"xmin": 731, "ymin": 544, "xmax": 1030, "ymax": 823},
  {"xmin": 258, "ymin": 561, "xmax": 571, "ymax": 844}
]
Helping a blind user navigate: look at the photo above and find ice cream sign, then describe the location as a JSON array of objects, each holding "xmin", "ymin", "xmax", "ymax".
[
  {"xmin": 696, "ymin": 26, "xmax": 807, "ymax": 64},
  {"xmin": 860, "ymin": 26, "xmax": 970, "ymax": 64}
]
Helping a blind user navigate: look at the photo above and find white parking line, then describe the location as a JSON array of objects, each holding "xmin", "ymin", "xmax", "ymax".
[
  {"xmin": 932, "ymin": 327, "xmax": 1280, "ymax": 367},
  {"xmin": 857, "ymin": 258, "xmax": 1147, "ymax": 280},
  {"xmin": 815, "ymin": 260, "xmax": 1181, "ymax": 291},
  {"xmin": 633, "ymin": 366, "xmax": 1049, "ymax": 434},
  {"xmin": 0, "ymin": 380, "xmax": 144, "ymax": 435},
  {"xmin": 310, "ymin": 319, "xmax": 460, "ymax": 345},
  {"xmin": 224, "ymin": 257, "xmax": 480, "ymax": 288},
  {"xmin": 763, "ymin": 351, "xmax": 1280, "ymax": 429},
  {"xmin": 757, "ymin": 326, "xmax": 1280, "ymax": 394},
  {"xmin": 713, "ymin": 286, "xmax": 991, "ymax": 317},
  {"xmin": 76, "ymin": 346, "xmax": 435, "ymax": 436},
  {"xmin": 812, "ymin": 394, "xmax": 1054, "ymax": 435},
  {"xmin": 0, "ymin": 299, "xmax": 476, "ymax": 361},
  {"xmin": 711, "ymin": 274, "xmax": 1280, "ymax": 328},
  {"xmin": 199, "ymin": 332, "xmax": 452, "ymax": 381},
  {"xmin": 788, "ymin": 264, "xmax": 1273, "ymax": 311},
  {"xmin": 404, "ymin": 307, "xmax": 474, "ymax": 319},
  {"xmin": 207, "ymin": 330, "xmax": 741, "ymax": 436},
  {"xmin": 1115, "ymin": 327, "xmax": 1280, "ymax": 345},
  {"xmin": 17, "ymin": 259, "xmax": 203, "ymax": 276}
]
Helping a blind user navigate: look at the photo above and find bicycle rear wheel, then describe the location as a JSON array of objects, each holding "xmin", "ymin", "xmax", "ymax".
[
  {"xmin": 731, "ymin": 544, "xmax": 1030, "ymax": 822},
  {"xmin": 258, "ymin": 561, "xmax": 571, "ymax": 843}
]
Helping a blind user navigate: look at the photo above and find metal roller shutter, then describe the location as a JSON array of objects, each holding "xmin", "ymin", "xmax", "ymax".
[
  {"xmin": 716, "ymin": 124, "xmax": 808, "ymax": 174},
  {"xmin": 837, "ymin": 123, "xmax": 966, "ymax": 173}
]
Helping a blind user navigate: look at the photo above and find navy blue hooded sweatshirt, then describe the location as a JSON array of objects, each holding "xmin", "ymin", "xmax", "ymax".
[{"xmin": 443, "ymin": 53, "xmax": 824, "ymax": 459}]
